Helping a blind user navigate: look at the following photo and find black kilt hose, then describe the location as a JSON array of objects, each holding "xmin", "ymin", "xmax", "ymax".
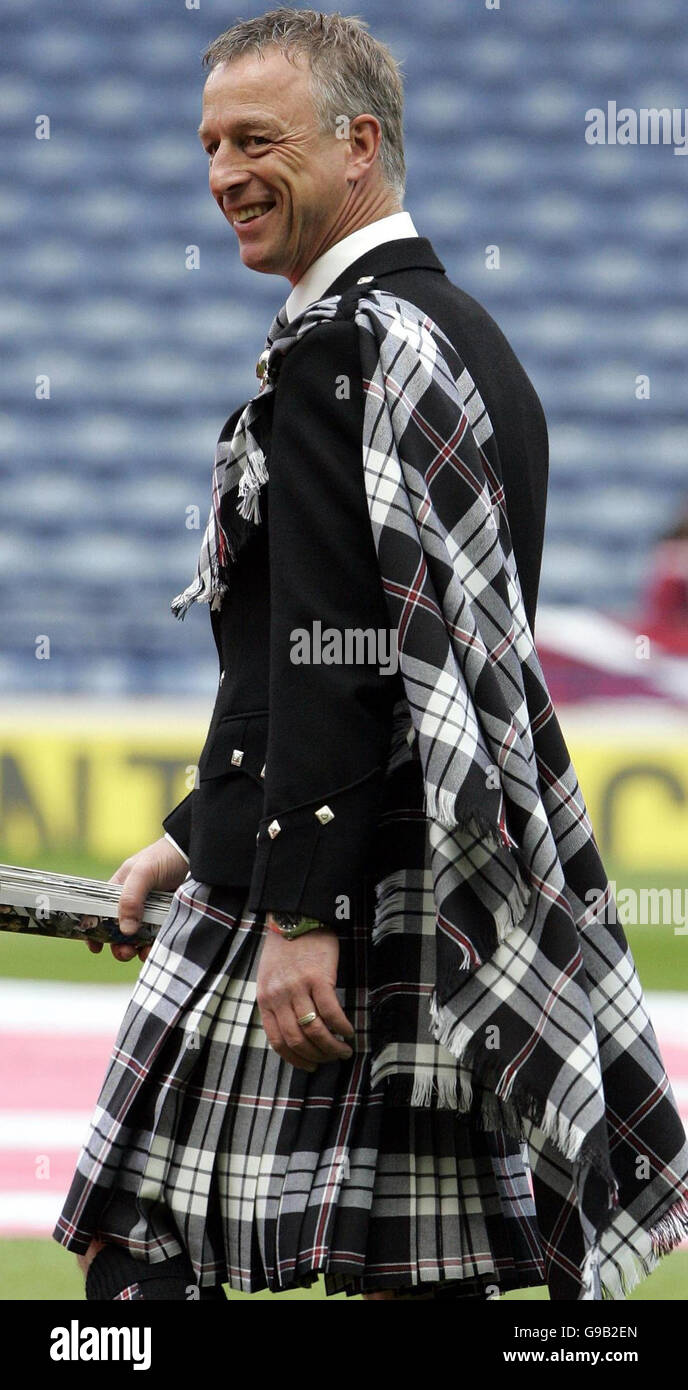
[{"xmin": 53, "ymin": 762, "xmax": 545, "ymax": 1299}]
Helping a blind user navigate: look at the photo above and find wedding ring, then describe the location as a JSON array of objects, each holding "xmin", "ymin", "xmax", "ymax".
[{"xmin": 297, "ymin": 1010, "xmax": 318, "ymax": 1028}]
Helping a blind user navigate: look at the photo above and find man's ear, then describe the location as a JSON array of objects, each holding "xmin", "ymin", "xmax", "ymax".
[{"xmin": 344, "ymin": 113, "xmax": 383, "ymax": 183}]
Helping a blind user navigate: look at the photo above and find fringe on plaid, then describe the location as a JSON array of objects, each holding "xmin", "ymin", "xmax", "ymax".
[
  {"xmin": 427, "ymin": 994, "xmax": 612, "ymax": 1170},
  {"xmin": 423, "ymin": 996, "xmax": 688, "ymax": 1301},
  {"xmin": 237, "ymin": 450, "xmax": 269, "ymax": 524},
  {"xmin": 171, "ymin": 282, "xmax": 688, "ymax": 1300}
]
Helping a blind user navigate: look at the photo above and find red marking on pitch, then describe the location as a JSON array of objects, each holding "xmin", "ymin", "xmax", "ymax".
[
  {"xmin": 0, "ymin": 1012, "xmax": 686, "ymax": 1238},
  {"xmin": 0, "ymin": 1033, "xmax": 113, "ymax": 1110}
]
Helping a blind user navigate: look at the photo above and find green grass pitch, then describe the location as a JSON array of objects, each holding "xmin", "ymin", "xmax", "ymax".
[{"xmin": 1, "ymin": 848, "xmax": 686, "ymax": 1300}]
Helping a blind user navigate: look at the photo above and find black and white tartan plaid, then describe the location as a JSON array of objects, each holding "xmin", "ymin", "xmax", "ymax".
[
  {"xmin": 53, "ymin": 872, "xmax": 544, "ymax": 1298},
  {"xmin": 168, "ymin": 283, "xmax": 688, "ymax": 1299}
]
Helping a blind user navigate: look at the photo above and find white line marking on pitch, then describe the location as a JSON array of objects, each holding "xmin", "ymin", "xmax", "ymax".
[{"xmin": 0, "ymin": 979, "xmax": 132, "ymax": 1034}]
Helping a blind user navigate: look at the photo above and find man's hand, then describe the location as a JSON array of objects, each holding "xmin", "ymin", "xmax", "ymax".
[
  {"xmin": 86, "ymin": 836, "xmax": 189, "ymax": 965},
  {"xmin": 257, "ymin": 922, "xmax": 355, "ymax": 1072}
]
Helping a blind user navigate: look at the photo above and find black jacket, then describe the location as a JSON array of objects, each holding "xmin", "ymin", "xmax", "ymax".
[{"xmin": 163, "ymin": 236, "xmax": 549, "ymax": 925}]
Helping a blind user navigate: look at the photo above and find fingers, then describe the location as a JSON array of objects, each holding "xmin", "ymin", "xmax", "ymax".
[
  {"xmin": 108, "ymin": 860, "xmax": 133, "ymax": 887},
  {"xmin": 116, "ymin": 861, "xmax": 154, "ymax": 936},
  {"xmin": 269, "ymin": 1003, "xmax": 326, "ymax": 1065},
  {"xmin": 111, "ymin": 938, "xmax": 151, "ymax": 964},
  {"xmin": 76, "ymin": 1238, "xmax": 106, "ymax": 1278},
  {"xmin": 83, "ymin": 850, "xmax": 160, "ymax": 964},
  {"xmin": 111, "ymin": 943, "xmax": 138, "ymax": 963},
  {"xmin": 260, "ymin": 996, "xmax": 355, "ymax": 1069},
  {"xmin": 273, "ymin": 1004, "xmax": 333, "ymax": 1065},
  {"xmin": 255, "ymin": 930, "xmax": 355, "ymax": 1070},
  {"xmin": 291, "ymin": 996, "xmax": 354, "ymax": 1062},
  {"xmin": 311, "ymin": 983, "xmax": 355, "ymax": 1043},
  {"xmin": 81, "ymin": 914, "xmax": 103, "ymax": 953},
  {"xmin": 85, "ymin": 934, "xmax": 145, "ymax": 963},
  {"xmin": 261, "ymin": 1008, "xmax": 318, "ymax": 1073}
]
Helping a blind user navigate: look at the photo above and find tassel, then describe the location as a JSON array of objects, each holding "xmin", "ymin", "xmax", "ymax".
[
  {"xmin": 410, "ymin": 1071, "xmax": 436, "ymax": 1107},
  {"xmin": 494, "ymin": 864, "xmax": 532, "ymax": 941},
  {"xmin": 171, "ymin": 579, "xmax": 204, "ymax": 620},
  {"xmin": 405, "ymin": 1070, "xmax": 464, "ymax": 1111},
  {"xmin": 534, "ymin": 1097, "xmax": 587, "ymax": 1164},
  {"xmin": 171, "ymin": 591, "xmax": 195, "ymax": 620},
  {"xmin": 423, "ymin": 785, "xmax": 461, "ymax": 829},
  {"xmin": 579, "ymin": 1243, "xmax": 601, "ymax": 1300},
  {"xmin": 438, "ymin": 1073, "xmax": 460, "ymax": 1109},
  {"xmin": 423, "ymin": 785, "xmax": 512, "ymax": 854},
  {"xmin": 650, "ymin": 1196, "xmax": 688, "ymax": 1256},
  {"xmin": 595, "ymin": 1196, "xmax": 688, "ymax": 1299},
  {"xmin": 429, "ymin": 995, "xmax": 590, "ymax": 1165},
  {"xmin": 548, "ymin": 1195, "xmax": 688, "ymax": 1301},
  {"xmin": 428, "ymin": 999, "xmax": 473, "ymax": 1060},
  {"xmin": 372, "ymin": 869, "xmax": 413, "ymax": 942},
  {"xmin": 236, "ymin": 450, "xmax": 269, "ymax": 523}
]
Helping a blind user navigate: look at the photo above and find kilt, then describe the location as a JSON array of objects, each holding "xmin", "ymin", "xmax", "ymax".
[{"xmin": 53, "ymin": 873, "xmax": 545, "ymax": 1298}]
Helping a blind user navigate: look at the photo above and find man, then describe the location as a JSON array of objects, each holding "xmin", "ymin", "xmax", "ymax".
[{"xmin": 53, "ymin": 9, "xmax": 687, "ymax": 1302}]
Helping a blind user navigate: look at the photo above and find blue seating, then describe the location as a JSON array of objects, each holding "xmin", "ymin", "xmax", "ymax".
[{"xmin": 1, "ymin": 0, "xmax": 687, "ymax": 692}]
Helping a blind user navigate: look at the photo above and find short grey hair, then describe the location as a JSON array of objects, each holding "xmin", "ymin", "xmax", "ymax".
[{"xmin": 202, "ymin": 8, "xmax": 406, "ymax": 199}]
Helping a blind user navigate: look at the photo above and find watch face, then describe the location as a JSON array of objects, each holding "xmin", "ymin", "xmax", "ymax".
[
  {"xmin": 269, "ymin": 913, "xmax": 321, "ymax": 940},
  {"xmin": 275, "ymin": 913, "xmax": 299, "ymax": 929}
]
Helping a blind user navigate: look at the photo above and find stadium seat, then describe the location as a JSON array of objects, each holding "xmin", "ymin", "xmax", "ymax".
[{"xmin": 2, "ymin": 0, "xmax": 687, "ymax": 691}]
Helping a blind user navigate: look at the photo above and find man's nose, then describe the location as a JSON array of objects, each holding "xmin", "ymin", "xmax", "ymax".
[{"xmin": 209, "ymin": 153, "xmax": 250, "ymax": 205}]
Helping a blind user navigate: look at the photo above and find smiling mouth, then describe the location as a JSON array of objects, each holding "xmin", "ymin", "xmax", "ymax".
[{"xmin": 230, "ymin": 202, "xmax": 276, "ymax": 227}]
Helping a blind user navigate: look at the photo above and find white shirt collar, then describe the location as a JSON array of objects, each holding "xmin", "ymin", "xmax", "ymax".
[{"xmin": 284, "ymin": 211, "xmax": 418, "ymax": 322}]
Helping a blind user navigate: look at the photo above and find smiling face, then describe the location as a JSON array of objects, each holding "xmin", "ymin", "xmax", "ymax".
[{"xmin": 198, "ymin": 48, "xmax": 397, "ymax": 285}]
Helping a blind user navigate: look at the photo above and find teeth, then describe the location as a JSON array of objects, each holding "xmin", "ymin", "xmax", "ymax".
[{"xmin": 233, "ymin": 203, "xmax": 273, "ymax": 224}]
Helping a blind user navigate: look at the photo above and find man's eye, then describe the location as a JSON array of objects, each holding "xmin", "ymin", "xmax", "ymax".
[{"xmin": 246, "ymin": 136, "xmax": 270, "ymax": 149}]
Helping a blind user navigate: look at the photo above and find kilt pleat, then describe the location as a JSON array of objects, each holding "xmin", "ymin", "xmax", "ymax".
[{"xmin": 53, "ymin": 875, "xmax": 545, "ymax": 1297}]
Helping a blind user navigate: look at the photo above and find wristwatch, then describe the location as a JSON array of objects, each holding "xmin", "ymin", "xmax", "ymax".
[{"xmin": 268, "ymin": 911, "xmax": 325, "ymax": 941}]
